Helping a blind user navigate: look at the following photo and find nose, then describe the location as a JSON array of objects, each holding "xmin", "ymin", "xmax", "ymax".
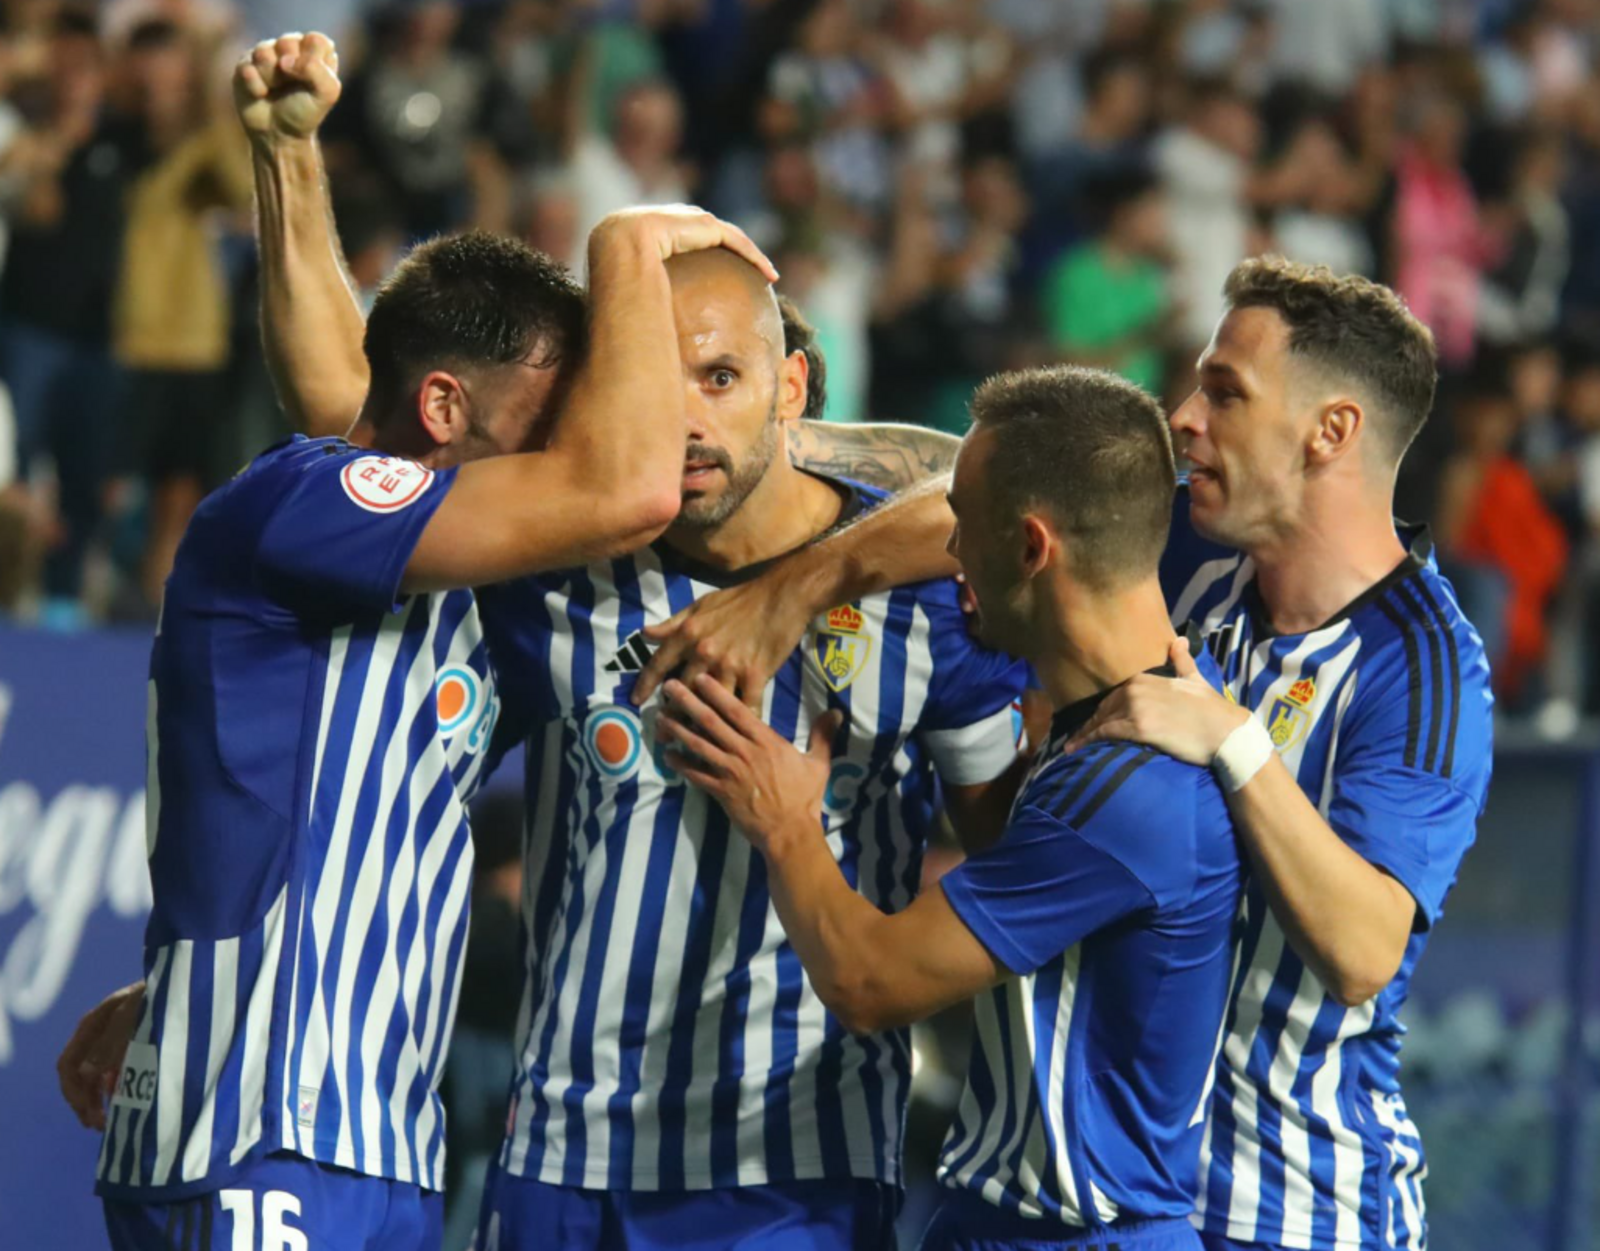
[{"xmin": 1170, "ymin": 391, "xmax": 1205, "ymax": 439}]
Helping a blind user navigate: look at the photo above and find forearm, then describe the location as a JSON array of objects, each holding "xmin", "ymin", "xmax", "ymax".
[
  {"xmin": 788, "ymin": 420, "xmax": 960, "ymax": 492},
  {"xmin": 552, "ymin": 228, "xmax": 687, "ymax": 505},
  {"xmin": 1228, "ymin": 759, "xmax": 1414, "ymax": 1005},
  {"xmin": 777, "ymin": 476, "xmax": 958, "ymax": 616},
  {"xmin": 762, "ymin": 820, "xmax": 894, "ymax": 1031},
  {"xmin": 252, "ymin": 135, "xmax": 369, "ymax": 435}
]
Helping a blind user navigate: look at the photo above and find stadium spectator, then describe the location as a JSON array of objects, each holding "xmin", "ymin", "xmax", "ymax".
[
  {"xmin": 564, "ymin": 77, "xmax": 691, "ymax": 273},
  {"xmin": 1040, "ymin": 166, "xmax": 1174, "ymax": 394},
  {"xmin": 0, "ymin": 7, "xmax": 138, "ymax": 627},
  {"xmin": 324, "ymin": 1, "xmax": 512, "ymax": 237},
  {"xmin": 111, "ymin": 17, "xmax": 252, "ymax": 613},
  {"xmin": 1436, "ymin": 373, "xmax": 1569, "ymax": 702}
]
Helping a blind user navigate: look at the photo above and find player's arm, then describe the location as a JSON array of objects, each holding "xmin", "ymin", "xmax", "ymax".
[
  {"xmin": 786, "ymin": 421, "xmax": 960, "ymax": 493},
  {"xmin": 943, "ymin": 757, "xmax": 1029, "ymax": 856},
  {"xmin": 57, "ymin": 981, "xmax": 145, "ymax": 1131},
  {"xmin": 401, "ymin": 206, "xmax": 775, "ymax": 589},
  {"xmin": 236, "ymin": 33, "xmax": 369, "ymax": 437},
  {"xmin": 657, "ymin": 676, "xmax": 1003, "ymax": 1033},
  {"xmin": 631, "ymin": 477, "xmax": 959, "ymax": 707},
  {"xmin": 1065, "ymin": 637, "xmax": 1418, "ymax": 1006}
]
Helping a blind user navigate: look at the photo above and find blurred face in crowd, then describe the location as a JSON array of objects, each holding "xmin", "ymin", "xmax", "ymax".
[
  {"xmin": 1093, "ymin": 63, "xmax": 1151, "ymax": 138},
  {"xmin": 800, "ymin": 0, "xmax": 855, "ymax": 57},
  {"xmin": 1170, "ymin": 307, "xmax": 1325, "ymax": 550},
  {"xmin": 1510, "ymin": 346, "xmax": 1562, "ymax": 417},
  {"xmin": 1565, "ymin": 366, "xmax": 1600, "ymax": 434},
  {"xmin": 49, "ymin": 28, "xmax": 103, "ymax": 116},
  {"xmin": 1113, "ymin": 189, "xmax": 1168, "ymax": 257},
  {"xmin": 665, "ymin": 252, "xmax": 808, "ymax": 530},
  {"xmin": 614, "ymin": 84, "xmax": 683, "ymax": 170}
]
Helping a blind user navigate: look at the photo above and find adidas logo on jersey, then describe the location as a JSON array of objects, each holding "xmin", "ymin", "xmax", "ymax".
[{"xmin": 605, "ymin": 630, "xmax": 656, "ymax": 673}]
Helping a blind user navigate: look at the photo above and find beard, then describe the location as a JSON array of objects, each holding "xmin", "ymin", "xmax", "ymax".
[{"xmin": 673, "ymin": 401, "xmax": 781, "ymax": 531}]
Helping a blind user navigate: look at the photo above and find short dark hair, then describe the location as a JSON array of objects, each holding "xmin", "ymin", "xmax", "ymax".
[
  {"xmin": 968, "ymin": 366, "xmax": 1175, "ymax": 591},
  {"xmin": 364, "ymin": 231, "xmax": 585, "ymax": 429},
  {"xmin": 778, "ymin": 294, "xmax": 828, "ymax": 421},
  {"xmin": 1223, "ymin": 256, "xmax": 1438, "ymax": 460}
]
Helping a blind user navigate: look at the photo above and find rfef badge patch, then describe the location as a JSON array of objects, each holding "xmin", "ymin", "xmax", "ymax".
[
  {"xmin": 813, "ymin": 603, "xmax": 873, "ymax": 692},
  {"xmin": 341, "ymin": 455, "xmax": 434, "ymax": 513},
  {"xmin": 1266, "ymin": 675, "xmax": 1316, "ymax": 753}
]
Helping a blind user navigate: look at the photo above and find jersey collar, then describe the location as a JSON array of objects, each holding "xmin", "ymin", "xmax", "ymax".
[
  {"xmin": 1047, "ymin": 622, "xmax": 1206, "ymax": 743},
  {"xmin": 1241, "ymin": 523, "xmax": 1432, "ymax": 641}
]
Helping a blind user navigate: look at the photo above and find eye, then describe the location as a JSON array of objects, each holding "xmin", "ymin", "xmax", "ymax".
[{"xmin": 708, "ymin": 369, "xmax": 737, "ymax": 390}]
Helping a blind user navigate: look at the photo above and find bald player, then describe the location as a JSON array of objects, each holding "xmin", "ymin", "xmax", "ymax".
[
  {"xmin": 469, "ymin": 242, "xmax": 1035, "ymax": 1251},
  {"xmin": 229, "ymin": 40, "xmax": 1030, "ymax": 1251}
]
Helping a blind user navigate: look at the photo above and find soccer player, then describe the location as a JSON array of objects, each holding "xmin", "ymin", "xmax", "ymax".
[
  {"xmin": 213, "ymin": 34, "xmax": 1033, "ymax": 1251},
  {"xmin": 655, "ymin": 365, "xmax": 1243, "ymax": 1251},
  {"xmin": 636, "ymin": 261, "xmax": 1494, "ymax": 1251},
  {"xmin": 72, "ymin": 36, "xmax": 778, "ymax": 1251}
]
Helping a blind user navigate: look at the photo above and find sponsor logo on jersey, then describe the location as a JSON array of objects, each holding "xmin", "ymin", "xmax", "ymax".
[
  {"xmin": 112, "ymin": 1040, "xmax": 159, "ymax": 1112},
  {"xmin": 340, "ymin": 456, "xmax": 433, "ymax": 514},
  {"xmin": 813, "ymin": 603, "xmax": 873, "ymax": 692},
  {"xmin": 604, "ymin": 630, "xmax": 655, "ymax": 673},
  {"xmin": 435, "ymin": 666, "xmax": 499, "ymax": 752},
  {"xmin": 584, "ymin": 707, "xmax": 646, "ymax": 782}
]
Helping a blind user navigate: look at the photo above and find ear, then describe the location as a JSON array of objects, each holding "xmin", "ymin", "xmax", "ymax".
[
  {"xmin": 776, "ymin": 350, "xmax": 809, "ymax": 424},
  {"xmin": 1019, "ymin": 514, "xmax": 1054, "ymax": 580},
  {"xmin": 417, "ymin": 371, "xmax": 470, "ymax": 447},
  {"xmin": 1308, "ymin": 397, "xmax": 1363, "ymax": 467}
]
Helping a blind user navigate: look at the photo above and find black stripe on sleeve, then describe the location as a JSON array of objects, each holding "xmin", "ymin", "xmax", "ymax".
[
  {"xmin": 1066, "ymin": 748, "xmax": 1159, "ymax": 829},
  {"xmin": 1395, "ymin": 579, "xmax": 1447, "ymax": 775},
  {"xmin": 1375, "ymin": 595, "xmax": 1424, "ymax": 769},
  {"xmin": 1411, "ymin": 577, "xmax": 1464, "ymax": 780},
  {"xmin": 1045, "ymin": 744, "xmax": 1141, "ymax": 823},
  {"xmin": 198, "ymin": 1200, "xmax": 214, "ymax": 1251}
]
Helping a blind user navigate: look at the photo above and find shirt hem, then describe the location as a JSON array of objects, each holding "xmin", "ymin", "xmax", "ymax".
[
  {"xmin": 1200, "ymin": 1212, "xmax": 1381, "ymax": 1251},
  {"xmin": 497, "ymin": 1148, "xmax": 901, "ymax": 1193},
  {"xmin": 96, "ymin": 1141, "xmax": 443, "ymax": 1203}
]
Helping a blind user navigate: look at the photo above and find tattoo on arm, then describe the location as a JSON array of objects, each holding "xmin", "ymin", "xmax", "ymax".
[{"xmin": 788, "ymin": 422, "xmax": 960, "ymax": 492}]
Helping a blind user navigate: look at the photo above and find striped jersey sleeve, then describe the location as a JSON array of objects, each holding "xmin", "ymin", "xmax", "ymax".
[{"xmin": 1331, "ymin": 577, "xmax": 1490, "ymax": 927}]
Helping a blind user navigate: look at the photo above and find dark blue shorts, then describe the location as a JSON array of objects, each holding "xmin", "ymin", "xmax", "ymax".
[
  {"xmin": 917, "ymin": 1191, "xmax": 1202, "ymax": 1251},
  {"xmin": 103, "ymin": 1152, "xmax": 442, "ymax": 1251},
  {"xmin": 475, "ymin": 1165, "xmax": 901, "ymax": 1250},
  {"xmin": 1198, "ymin": 1237, "xmax": 1279, "ymax": 1251}
]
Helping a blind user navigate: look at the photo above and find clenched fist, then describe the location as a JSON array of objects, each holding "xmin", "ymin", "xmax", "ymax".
[{"xmin": 233, "ymin": 31, "xmax": 341, "ymax": 142}]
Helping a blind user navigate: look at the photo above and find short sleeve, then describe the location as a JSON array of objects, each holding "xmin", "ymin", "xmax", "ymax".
[
  {"xmin": 941, "ymin": 803, "xmax": 1156, "ymax": 976},
  {"xmin": 915, "ymin": 589, "xmax": 1030, "ymax": 786},
  {"xmin": 255, "ymin": 448, "xmax": 457, "ymax": 614},
  {"xmin": 1327, "ymin": 625, "xmax": 1493, "ymax": 930}
]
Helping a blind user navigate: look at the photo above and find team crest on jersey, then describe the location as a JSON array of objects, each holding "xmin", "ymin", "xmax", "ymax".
[
  {"xmin": 813, "ymin": 603, "xmax": 873, "ymax": 692},
  {"xmin": 1266, "ymin": 698, "xmax": 1310, "ymax": 752},
  {"xmin": 584, "ymin": 706, "xmax": 646, "ymax": 781},
  {"xmin": 341, "ymin": 455, "xmax": 433, "ymax": 513},
  {"xmin": 1285, "ymin": 676, "xmax": 1316, "ymax": 707}
]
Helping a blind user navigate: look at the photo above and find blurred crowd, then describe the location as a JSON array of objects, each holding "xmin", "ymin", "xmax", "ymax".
[{"xmin": 3, "ymin": 0, "xmax": 1600, "ymax": 727}]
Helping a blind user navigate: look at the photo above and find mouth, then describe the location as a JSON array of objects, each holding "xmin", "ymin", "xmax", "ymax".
[
  {"xmin": 681, "ymin": 462, "xmax": 723, "ymax": 490},
  {"xmin": 1186, "ymin": 463, "xmax": 1220, "ymax": 491}
]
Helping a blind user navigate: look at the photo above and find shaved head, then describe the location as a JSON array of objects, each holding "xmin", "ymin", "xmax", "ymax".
[{"xmin": 666, "ymin": 247, "xmax": 784, "ymax": 363}]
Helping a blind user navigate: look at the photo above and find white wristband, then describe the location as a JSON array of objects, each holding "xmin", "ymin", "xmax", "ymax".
[{"xmin": 1212, "ymin": 716, "xmax": 1275, "ymax": 794}]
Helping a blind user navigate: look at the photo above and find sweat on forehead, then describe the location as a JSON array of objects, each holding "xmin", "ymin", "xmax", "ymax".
[{"xmin": 665, "ymin": 248, "xmax": 783, "ymax": 352}]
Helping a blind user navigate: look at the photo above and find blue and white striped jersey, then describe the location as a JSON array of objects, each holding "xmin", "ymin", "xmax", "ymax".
[
  {"xmin": 935, "ymin": 650, "xmax": 1244, "ymax": 1228},
  {"xmin": 97, "ymin": 436, "xmax": 497, "ymax": 1201},
  {"xmin": 1161, "ymin": 488, "xmax": 1494, "ymax": 1251},
  {"xmin": 478, "ymin": 479, "xmax": 1029, "ymax": 1191}
]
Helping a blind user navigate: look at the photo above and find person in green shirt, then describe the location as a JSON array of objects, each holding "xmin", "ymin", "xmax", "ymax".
[{"xmin": 1042, "ymin": 167, "xmax": 1175, "ymax": 395}]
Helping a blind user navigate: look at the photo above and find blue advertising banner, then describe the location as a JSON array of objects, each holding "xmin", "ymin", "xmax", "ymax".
[{"xmin": 0, "ymin": 626, "xmax": 153, "ymax": 1250}]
